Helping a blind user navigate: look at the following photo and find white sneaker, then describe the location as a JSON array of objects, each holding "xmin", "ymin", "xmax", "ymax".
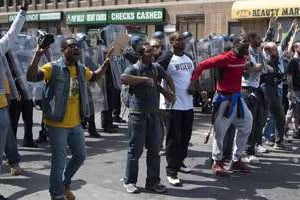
[
  {"xmin": 10, "ymin": 163, "xmax": 21, "ymax": 176},
  {"xmin": 256, "ymin": 145, "xmax": 268, "ymax": 154},
  {"xmin": 179, "ymin": 165, "xmax": 193, "ymax": 173},
  {"xmin": 123, "ymin": 183, "xmax": 140, "ymax": 193},
  {"xmin": 242, "ymin": 155, "xmax": 260, "ymax": 164},
  {"xmin": 167, "ymin": 176, "xmax": 182, "ymax": 186}
]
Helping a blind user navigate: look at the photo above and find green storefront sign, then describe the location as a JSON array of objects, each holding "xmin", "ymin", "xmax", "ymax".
[
  {"xmin": 108, "ymin": 8, "xmax": 164, "ymax": 24},
  {"xmin": 66, "ymin": 8, "xmax": 164, "ymax": 25},
  {"xmin": 8, "ymin": 12, "xmax": 61, "ymax": 22},
  {"xmin": 66, "ymin": 11, "xmax": 107, "ymax": 25}
]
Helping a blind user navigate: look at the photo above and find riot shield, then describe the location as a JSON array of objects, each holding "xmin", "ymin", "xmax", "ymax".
[
  {"xmin": 209, "ymin": 35, "xmax": 224, "ymax": 57},
  {"xmin": 0, "ymin": 56, "xmax": 19, "ymax": 99},
  {"xmin": 7, "ymin": 34, "xmax": 37, "ymax": 100},
  {"xmin": 197, "ymin": 38, "xmax": 218, "ymax": 93},
  {"xmin": 101, "ymin": 25, "xmax": 130, "ymax": 89},
  {"xmin": 185, "ymin": 38, "xmax": 198, "ymax": 63}
]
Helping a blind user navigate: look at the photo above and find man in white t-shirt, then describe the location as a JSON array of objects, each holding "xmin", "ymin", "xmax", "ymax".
[{"xmin": 158, "ymin": 32, "xmax": 194, "ymax": 186}]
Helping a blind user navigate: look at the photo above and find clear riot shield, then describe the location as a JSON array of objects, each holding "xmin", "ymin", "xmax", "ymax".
[
  {"xmin": 8, "ymin": 34, "xmax": 37, "ymax": 100},
  {"xmin": 197, "ymin": 38, "xmax": 218, "ymax": 93},
  {"xmin": 185, "ymin": 38, "xmax": 198, "ymax": 63},
  {"xmin": 48, "ymin": 35, "xmax": 67, "ymax": 60},
  {"xmin": 81, "ymin": 42, "xmax": 108, "ymax": 113},
  {"xmin": 197, "ymin": 39, "xmax": 210, "ymax": 62},
  {"xmin": 0, "ymin": 56, "xmax": 19, "ymax": 99},
  {"xmin": 209, "ymin": 36, "xmax": 224, "ymax": 57},
  {"xmin": 101, "ymin": 25, "xmax": 130, "ymax": 89},
  {"xmin": 93, "ymin": 44, "xmax": 109, "ymax": 112}
]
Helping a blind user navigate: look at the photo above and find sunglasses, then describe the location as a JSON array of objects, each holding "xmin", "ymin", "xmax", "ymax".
[
  {"xmin": 151, "ymin": 44, "xmax": 161, "ymax": 48},
  {"xmin": 66, "ymin": 43, "xmax": 79, "ymax": 49}
]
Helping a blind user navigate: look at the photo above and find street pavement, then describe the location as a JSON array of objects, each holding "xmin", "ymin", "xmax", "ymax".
[{"xmin": 1, "ymin": 108, "xmax": 300, "ymax": 200}]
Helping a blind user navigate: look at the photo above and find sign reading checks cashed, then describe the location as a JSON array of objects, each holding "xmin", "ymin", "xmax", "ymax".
[
  {"xmin": 233, "ymin": 7, "xmax": 300, "ymax": 19},
  {"xmin": 66, "ymin": 8, "xmax": 165, "ymax": 25}
]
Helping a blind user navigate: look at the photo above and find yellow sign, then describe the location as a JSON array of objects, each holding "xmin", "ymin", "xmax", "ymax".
[
  {"xmin": 232, "ymin": 0, "xmax": 300, "ymax": 19},
  {"xmin": 233, "ymin": 8, "xmax": 300, "ymax": 19}
]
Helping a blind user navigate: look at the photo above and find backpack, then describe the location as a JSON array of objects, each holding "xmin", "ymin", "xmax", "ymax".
[{"xmin": 121, "ymin": 63, "xmax": 159, "ymax": 107}]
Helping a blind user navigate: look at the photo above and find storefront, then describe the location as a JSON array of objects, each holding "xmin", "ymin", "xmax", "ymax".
[
  {"xmin": 1, "ymin": 12, "xmax": 63, "ymax": 34},
  {"xmin": 230, "ymin": 0, "xmax": 300, "ymax": 37},
  {"xmin": 66, "ymin": 8, "xmax": 165, "ymax": 44}
]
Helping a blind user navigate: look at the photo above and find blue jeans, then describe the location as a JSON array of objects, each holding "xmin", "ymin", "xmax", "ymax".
[
  {"xmin": 5, "ymin": 123, "xmax": 21, "ymax": 165},
  {"xmin": 0, "ymin": 107, "xmax": 10, "ymax": 184},
  {"xmin": 124, "ymin": 113, "xmax": 161, "ymax": 186},
  {"xmin": 264, "ymin": 113, "xmax": 275, "ymax": 141},
  {"xmin": 46, "ymin": 125, "xmax": 86, "ymax": 199}
]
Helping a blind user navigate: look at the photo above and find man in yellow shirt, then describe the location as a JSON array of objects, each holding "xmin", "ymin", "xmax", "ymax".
[
  {"xmin": 0, "ymin": 1, "xmax": 28, "ymax": 200},
  {"xmin": 27, "ymin": 37, "xmax": 112, "ymax": 200}
]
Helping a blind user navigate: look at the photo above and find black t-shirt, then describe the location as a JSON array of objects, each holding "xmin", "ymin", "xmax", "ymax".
[{"xmin": 287, "ymin": 58, "xmax": 300, "ymax": 91}]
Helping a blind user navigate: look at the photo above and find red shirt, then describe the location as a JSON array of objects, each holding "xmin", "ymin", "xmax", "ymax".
[{"xmin": 192, "ymin": 51, "xmax": 247, "ymax": 93}]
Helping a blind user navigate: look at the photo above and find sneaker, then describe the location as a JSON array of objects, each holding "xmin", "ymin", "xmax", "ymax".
[
  {"xmin": 123, "ymin": 183, "xmax": 140, "ymax": 193},
  {"xmin": 64, "ymin": 185, "xmax": 75, "ymax": 200},
  {"xmin": 264, "ymin": 140, "xmax": 275, "ymax": 147},
  {"xmin": 103, "ymin": 126, "xmax": 118, "ymax": 133},
  {"xmin": 242, "ymin": 155, "xmax": 260, "ymax": 164},
  {"xmin": 292, "ymin": 133, "xmax": 300, "ymax": 139},
  {"xmin": 211, "ymin": 161, "xmax": 230, "ymax": 177},
  {"xmin": 10, "ymin": 163, "xmax": 21, "ymax": 176},
  {"xmin": 0, "ymin": 194, "xmax": 8, "ymax": 200},
  {"xmin": 273, "ymin": 142, "xmax": 292, "ymax": 151},
  {"xmin": 167, "ymin": 176, "xmax": 182, "ymax": 186},
  {"xmin": 145, "ymin": 183, "xmax": 167, "ymax": 193},
  {"xmin": 159, "ymin": 149, "xmax": 166, "ymax": 156},
  {"xmin": 230, "ymin": 160, "xmax": 251, "ymax": 173},
  {"xmin": 113, "ymin": 116, "xmax": 126, "ymax": 123},
  {"xmin": 179, "ymin": 163, "xmax": 192, "ymax": 173},
  {"xmin": 23, "ymin": 141, "xmax": 38, "ymax": 148},
  {"xmin": 88, "ymin": 129, "xmax": 101, "ymax": 138},
  {"xmin": 51, "ymin": 197, "xmax": 67, "ymax": 200},
  {"xmin": 256, "ymin": 145, "xmax": 268, "ymax": 154}
]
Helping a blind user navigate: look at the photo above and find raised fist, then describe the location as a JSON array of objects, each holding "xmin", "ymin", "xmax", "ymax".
[{"xmin": 20, "ymin": 0, "xmax": 29, "ymax": 11}]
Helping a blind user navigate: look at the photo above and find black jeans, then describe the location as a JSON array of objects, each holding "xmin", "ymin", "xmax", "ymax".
[
  {"xmin": 165, "ymin": 109, "xmax": 194, "ymax": 177},
  {"xmin": 101, "ymin": 88, "xmax": 120, "ymax": 128},
  {"xmin": 243, "ymin": 87, "xmax": 265, "ymax": 155},
  {"xmin": 9, "ymin": 99, "xmax": 34, "ymax": 143}
]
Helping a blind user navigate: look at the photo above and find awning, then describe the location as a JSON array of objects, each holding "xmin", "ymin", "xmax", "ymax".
[{"xmin": 232, "ymin": 0, "xmax": 300, "ymax": 19}]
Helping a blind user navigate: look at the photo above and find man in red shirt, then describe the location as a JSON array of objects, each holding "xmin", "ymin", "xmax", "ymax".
[{"xmin": 189, "ymin": 35, "xmax": 253, "ymax": 176}]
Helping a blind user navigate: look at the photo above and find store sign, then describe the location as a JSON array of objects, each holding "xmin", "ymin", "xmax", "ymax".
[
  {"xmin": 66, "ymin": 12, "xmax": 107, "ymax": 25},
  {"xmin": 8, "ymin": 12, "xmax": 61, "ymax": 22},
  {"xmin": 233, "ymin": 7, "xmax": 300, "ymax": 19},
  {"xmin": 66, "ymin": 8, "xmax": 164, "ymax": 25},
  {"xmin": 108, "ymin": 8, "xmax": 164, "ymax": 24}
]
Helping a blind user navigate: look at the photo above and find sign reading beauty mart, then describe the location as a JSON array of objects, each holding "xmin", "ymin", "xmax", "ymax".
[
  {"xmin": 66, "ymin": 8, "xmax": 165, "ymax": 25},
  {"xmin": 233, "ymin": 7, "xmax": 300, "ymax": 18}
]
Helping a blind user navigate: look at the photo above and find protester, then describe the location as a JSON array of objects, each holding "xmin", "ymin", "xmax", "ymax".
[
  {"xmin": 121, "ymin": 42, "xmax": 174, "ymax": 193},
  {"xmin": 27, "ymin": 37, "xmax": 112, "ymax": 200},
  {"xmin": 0, "ymin": 1, "xmax": 28, "ymax": 199},
  {"xmin": 158, "ymin": 32, "xmax": 195, "ymax": 186},
  {"xmin": 285, "ymin": 39, "xmax": 300, "ymax": 139},
  {"xmin": 189, "ymin": 34, "xmax": 253, "ymax": 176}
]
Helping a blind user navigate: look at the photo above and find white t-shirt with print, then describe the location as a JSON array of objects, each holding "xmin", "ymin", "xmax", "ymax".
[{"xmin": 160, "ymin": 54, "xmax": 194, "ymax": 110}]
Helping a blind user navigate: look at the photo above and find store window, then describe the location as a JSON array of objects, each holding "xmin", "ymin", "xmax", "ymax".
[
  {"xmin": 177, "ymin": 14, "xmax": 205, "ymax": 40},
  {"xmin": 8, "ymin": 0, "xmax": 13, "ymax": 6},
  {"xmin": 228, "ymin": 22, "xmax": 242, "ymax": 35}
]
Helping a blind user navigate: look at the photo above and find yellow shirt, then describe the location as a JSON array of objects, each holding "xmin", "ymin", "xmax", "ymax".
[
  {"xmin": 40, "ymin": 63, "xmax": 93, "ymax": 128},
  {"xmin": 0, "ymin": 73, "xmax": 10, "ymax": 108}
]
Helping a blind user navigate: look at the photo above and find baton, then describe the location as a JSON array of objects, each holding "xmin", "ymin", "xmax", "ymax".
[{"xmin": 204, "ymin": 125, "xmax": 214, "ymax": 144}]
